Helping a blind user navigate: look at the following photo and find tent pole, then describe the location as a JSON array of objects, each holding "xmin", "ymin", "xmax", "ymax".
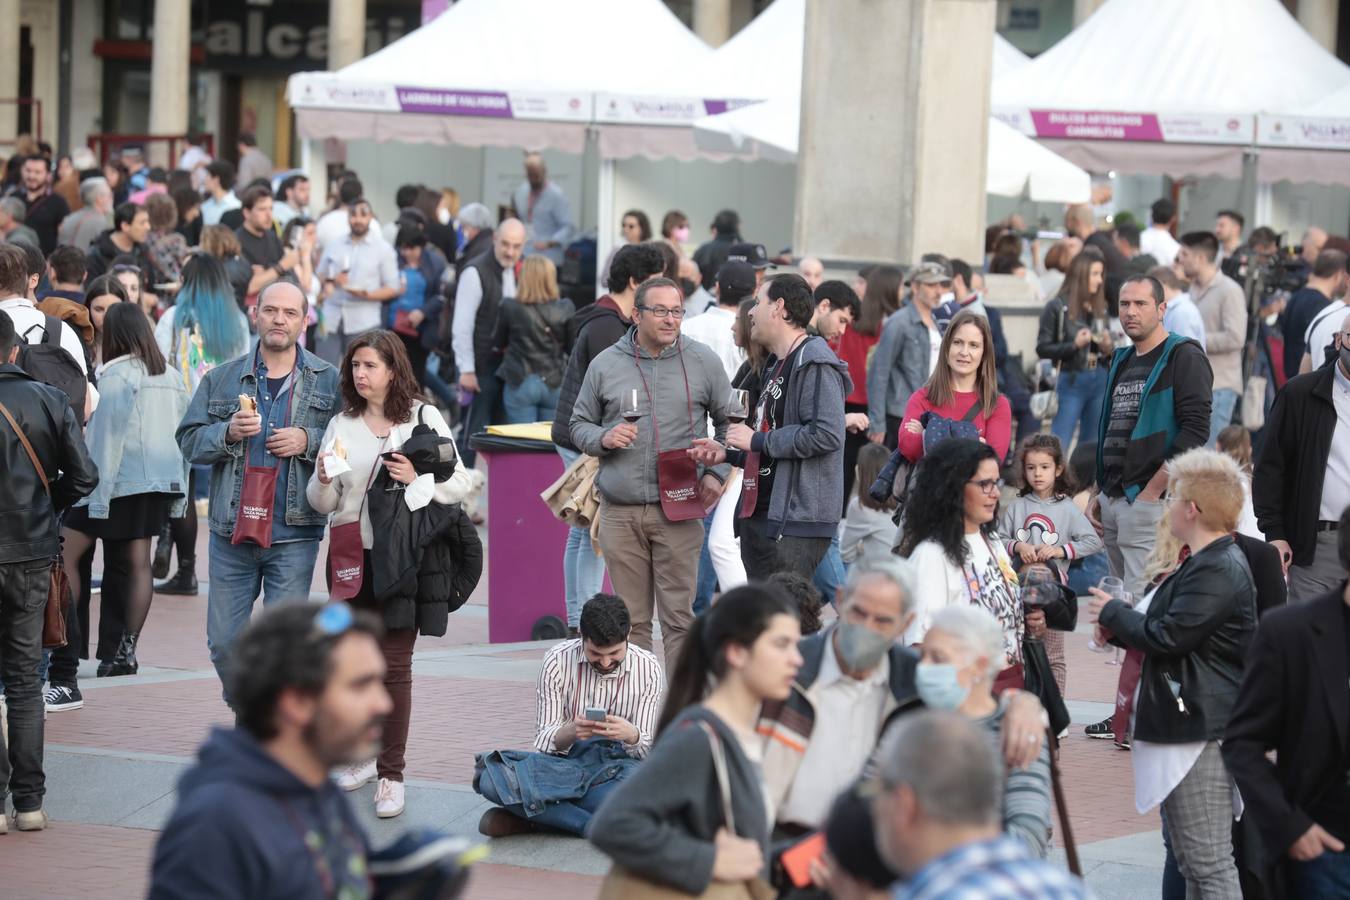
[{"xmin": 596, "ymin": 143, "xmax": 615, "ymax": 297}]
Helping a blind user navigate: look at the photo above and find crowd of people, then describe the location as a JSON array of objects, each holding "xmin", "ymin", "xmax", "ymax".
[{"xmin": 0, "ymin": 134, "xmax": 1347, "ymax": 900}]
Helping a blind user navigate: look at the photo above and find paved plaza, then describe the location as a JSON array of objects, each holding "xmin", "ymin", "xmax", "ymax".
[{"xmin": 0, "ymin": 523, "xmax": 1166, "ymax": 899}]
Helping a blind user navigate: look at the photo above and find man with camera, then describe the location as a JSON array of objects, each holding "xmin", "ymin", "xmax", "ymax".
[{"xmin": 474, "ymin": 593, "xmax": 662, "ymax": 838}]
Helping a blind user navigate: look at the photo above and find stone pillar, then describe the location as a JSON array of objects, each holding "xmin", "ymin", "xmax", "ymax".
[
  {"xmin": 693, "ymin": 0, "xmax": 732, "ymax": 47},
  {"xmin": 1298, "ymin": 0, "xmax": 1338, "ymax": 53},
  {"xmin": 794, "ymin": 0, "xmax": 995, "ymax": 265},
  {"xmin": 0, "ymin": 0, "xmax": 19, "ymax": 145},
  {"xmin": 329, "ymin": 0, "xmax": 369, "ymax": 70},
  {"xmin": 1073, "ymin": 0, "xmax": 1106, "ymax": 26},
  {"xmin": 148, "ymin": 0, "xmax": 189, "ymax": 162}
]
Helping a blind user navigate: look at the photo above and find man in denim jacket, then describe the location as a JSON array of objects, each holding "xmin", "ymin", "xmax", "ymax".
[{"xmin": 176, "ymin": 282, "xmax": 338, "ymax": 700}]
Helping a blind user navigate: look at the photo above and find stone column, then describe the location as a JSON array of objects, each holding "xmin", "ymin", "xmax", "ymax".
[
  {"xmin": 0, "ymin": 0, "xmax": 19, "ymax": 145},
  {"xmin": 329, "ymin": 0, "xmax": 369, "ymax": 70},
  {"xmin": 148, "ymin": 0, "xmax": 189, "ymax": 161},
  {"xmin": 1073, "ymin": 0, "xmax": 1106, "ymax": 26},
  {"xmin": 1298, "ymin": 0, "xmax": 1339, "ymax": 53},
  {"xmin": 693, "ymin": 0, "xmax": 732, "ymax": 47},
  {"xmin": 794, "ymin": 0, "xmax": 995, "ymax": 265}
]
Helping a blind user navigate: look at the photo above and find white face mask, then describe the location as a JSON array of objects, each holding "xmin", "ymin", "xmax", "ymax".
[{"xmin": 437, "ymin": 208, "xmax": 451, "ymax": 225}]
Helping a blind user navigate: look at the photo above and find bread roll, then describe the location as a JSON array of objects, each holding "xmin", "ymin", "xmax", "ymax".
[{"xmin": 238, "ymin": 394, "xmax": 256, "ymax": 413}]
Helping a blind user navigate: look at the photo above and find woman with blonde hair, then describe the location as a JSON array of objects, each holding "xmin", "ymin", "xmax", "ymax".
[{"xmin": 494, "ymin": 255, "xmax": 576, "ymax": 423}]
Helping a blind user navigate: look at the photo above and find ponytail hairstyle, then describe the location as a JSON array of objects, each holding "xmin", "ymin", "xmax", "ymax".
[{"xmin": 656, "ymin": 585, "xmax": 798, "ymax": 737}]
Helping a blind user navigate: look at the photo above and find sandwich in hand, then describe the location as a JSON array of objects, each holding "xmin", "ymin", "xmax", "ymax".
[
  {"xmin": 238, "ymin": 394, "xmax": 256, "ymax": 414},
  {"xmin": 333, "ymin": 437, "xmax": 347, "ymax": 460}
]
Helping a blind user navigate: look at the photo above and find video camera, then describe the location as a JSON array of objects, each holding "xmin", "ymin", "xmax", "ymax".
[{"xmin": 1222, "ymin": 235, "xmax": 1307, "ymax": 306}]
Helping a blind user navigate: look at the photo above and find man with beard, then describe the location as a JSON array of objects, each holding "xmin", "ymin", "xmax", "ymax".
[
  {"xmin": 177, "ymin": 282, "xmax": 340, "ymax": 701},
  {"xmin": 150, "ymin": 602, "xmax": 392, "ymax": 899},
  {"xmin": 474, "ymin": 593, "xmax": 663, "ymax": 837},
  {"xmin": 7, "ymin": 155, "xmax": 69, "ymax": 255},
  {"xmin": 318, "ymin": 198, "xmax": 401, "ymax": 350}
]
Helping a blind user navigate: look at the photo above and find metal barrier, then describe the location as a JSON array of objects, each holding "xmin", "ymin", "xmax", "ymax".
[{"xmin": 86, "ymin": 133, "xmax": 216, "ymax": 167}]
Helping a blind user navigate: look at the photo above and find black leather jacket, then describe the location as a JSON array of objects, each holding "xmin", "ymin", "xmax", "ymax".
[
  {"xmin": 0, "ymin": 364, "xmax": 99, "ymax": 563},
  {"xmin": 1101, "ymin": 534, "xmax": 1256, "ymax": 743},
  {"xmin": 493, "ymin": 297, "xmax": 576, "ymax": 390}
]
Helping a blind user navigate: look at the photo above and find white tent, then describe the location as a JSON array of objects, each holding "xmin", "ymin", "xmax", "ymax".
[
  {"xmin": 991, "ymin": 0, "xmax": 1350, "ymax": 179},
  {"xmin": 1254, "ymin": 83, "xmax": 1350, "ymax": 185},
  {"xmin": 691, "ymin": 0, "xmax": 1090, "ymax": 203},
  {"xmin": 287, "ymin": 0, "xmax": 732, "ymax": 157}
]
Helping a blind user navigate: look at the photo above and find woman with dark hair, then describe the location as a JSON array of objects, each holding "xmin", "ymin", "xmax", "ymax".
[
  {"xmin": 63, "ymin": 303, "xmax": 189, "ymax": 676},
  {"xmin": 1036, "ymin": 245, "xmax": 1112, "ymax": 450},
  {"xmin": 597, "ymin": 209, "xmax": 654, "ymax": 292},
  {"xmin": 899, "ymin": 438, "xmax": 1032, "ymax": 693},
  {"xmin": 83, "ymin": 273, "xmax": 130, "ymax": 369},
  {"xmin": 897, "ymin": 309, "xmax": 1011, "ymax": 464},
  {"xmin": 144, "ymin": 192, "xmax": 189, "ymax": 287},
  {"xmin": 151, "ymin": 253, "xmax": 250, "ymax": 594},
  {"xmin": 280, "ymin": 216, "xmax": 321, "ymax": 347},
  {"xmin": 589, "ymin": 585, "xmax": 802, "ymax": 896},
  {"xmin": 172, "ymin": 186, "xmax": 203, "ymax": 246},
  {"xmin": 308, "ymin": 329, "xmax": 474, "ymax": 819}
]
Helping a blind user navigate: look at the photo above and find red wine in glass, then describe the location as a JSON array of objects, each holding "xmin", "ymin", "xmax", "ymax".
[{"xmin": 727, "ymin": 389, "xmax": 750, "ymax": 425}]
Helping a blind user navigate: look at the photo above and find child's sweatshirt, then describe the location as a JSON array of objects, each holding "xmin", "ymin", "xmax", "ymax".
[{"xmin": 999, "ymin": 492, "xmax": 1104, "ymax": 578}]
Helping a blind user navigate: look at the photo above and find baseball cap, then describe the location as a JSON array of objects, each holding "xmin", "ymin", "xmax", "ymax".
[
  {"xmin": 717, "ymin": 260, "xmax": 757, "ymax": 302},
  {"xmin": 727, "ymin": 242, "xmax": 775, "ymax": 270},
  {"xmin": 910, "ymin": 260, "xmax": 952, "ymax": 285}
]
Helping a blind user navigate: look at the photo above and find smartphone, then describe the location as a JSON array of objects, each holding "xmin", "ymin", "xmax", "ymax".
[
  {"xmin": 379, "ymin": 451, "xmax": 401, "ymax": 461},
  {"xmin": 584, "ymin": 706, "xmax": 607, "ymax": 722}
]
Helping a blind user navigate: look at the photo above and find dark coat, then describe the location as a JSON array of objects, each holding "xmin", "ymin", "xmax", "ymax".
[
  {"xmin": 550, "ymin": 295, "xmax": 632, "ymax": 450},
  {"xmin": 1223, "ymin": 585, "xmax": 1350, "ymax": 870},
  {"xmin": 1235, "ymin": 531, "xmax": 1287, "ymax": 617}
]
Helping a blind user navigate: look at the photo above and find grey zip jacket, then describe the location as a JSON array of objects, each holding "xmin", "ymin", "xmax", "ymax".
[{"xmin": 570, "ymin": 328, "xmax": 731, "ymax": 505}]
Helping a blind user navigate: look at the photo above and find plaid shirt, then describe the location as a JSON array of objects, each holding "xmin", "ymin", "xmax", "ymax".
[{"xmin": 895, "ymin": 836, "xmax": 1091, "ymax": 900}]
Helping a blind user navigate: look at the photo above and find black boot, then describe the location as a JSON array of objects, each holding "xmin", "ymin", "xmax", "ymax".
[
  {"xmin": 155, "ymin": 558, "xmax": 198, "ymax": 596},
  {"xmin": 152, "ymin": 522, "xmax": 173, "ymax": 580},
  {"xmin": 106, "ymin": 632, "xmax": 140, "ymax": 676},
  {"xmin": 96, "ymin": 659, "xmax": 113, "ymax": 677}
]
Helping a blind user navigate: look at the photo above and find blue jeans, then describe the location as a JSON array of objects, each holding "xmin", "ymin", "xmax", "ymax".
[
  {"xmin": 1051, "ymin": 368, "xmax": 1107, "ymax": 451},
  {"xmin": 1208, "ymin": 388, "xmax": 1238, "ymax": 447},
  {"xmin": 475, "ymin": 739, "xmax": 636, "ymax": 836},
  {"xmin": 813, "ymin": 533, "xmax": 845, "ymax": 607},
  {"xmin": 694, "ymin": 509, "xmax": 717, "ymax": 615},
  {"xmin": 557, "ymin": 448, "xmax": 605, "ymax": 628},
  {"xmin": 500, "ymin": 775, "xmax": 622, "ymax": 835},
  {"xmin": 1292, "ymin": 848, "xmax": 1350, "ymax": 896},
  {"xmin": 207, "ymin": 534, "xmax": 321, "ymax": 699},
  {"xmin": 423, "ymin": 352, "xmax": 457, "ymax": 409},
  {"xmin": 503, "ymin": 373, "xmax": 561, "ymax": 425},
  {"xmin": 1066, "ymin": 553, "xmax": 1110, "ymax": 599}
]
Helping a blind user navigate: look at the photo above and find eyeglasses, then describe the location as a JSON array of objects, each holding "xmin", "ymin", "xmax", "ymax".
[
  {"xmin": 638, "ymin": 305, "xmax": 686, "ymax": 319},
  {"xmin": 967, "ymin": 477, "xmax": 1004, "ymax": 496},
  {"xmin": 1163, "ymin": 492, "xmax": 1202, "ymax": 513}
]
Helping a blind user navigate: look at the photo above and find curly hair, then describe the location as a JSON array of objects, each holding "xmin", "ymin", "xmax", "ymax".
[
  {"xmin": 579, "ymin": 593, "xmax": 630, "ymax": 647},
  {"xmin": 338, "ymin": 329, "xmax": 422, "ymax": 424},
  {"xmin": 898, "ymin": 439, "xmax": 1000, "ymax": 567}
]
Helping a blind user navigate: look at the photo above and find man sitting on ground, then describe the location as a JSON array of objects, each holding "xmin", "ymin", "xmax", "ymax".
[{"xmin": 475, "ymin": 593, "xmax": 663, "ymax": 838}]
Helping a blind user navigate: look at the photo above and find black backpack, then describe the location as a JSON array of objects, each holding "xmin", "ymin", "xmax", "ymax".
[{"xmin": 17, "ymin": 315, "xmax": 88, "ymax": 428}]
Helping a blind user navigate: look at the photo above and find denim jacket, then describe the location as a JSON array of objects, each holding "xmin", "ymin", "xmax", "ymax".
[
  {"xmin": 175, "ymin": 345, "xmax": 338, "ymax": 538},
  {"xmin": 866, "ymin": 303, "xmax": 935, "ymax": 432},
  {"xmin": 473, "ymin": 739, "xmax": 637, "ymax": 819},
  {"xmin": 81, "ymin": 355, "xmax": 190, "ymax": 519}
]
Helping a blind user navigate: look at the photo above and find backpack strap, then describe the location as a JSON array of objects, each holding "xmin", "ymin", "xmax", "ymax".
[
  {"xmin": 43, "ymin": 316, "xmax": 62, "ymax": 346},
  {"xmin": 961, "ymin": 399, "xmax": 983, "ymax": 423}
]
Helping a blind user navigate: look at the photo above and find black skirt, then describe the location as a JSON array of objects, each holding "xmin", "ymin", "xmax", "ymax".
[{"xmin": 65, "ymin": 492, "xmax": 174, "ymax": 541}]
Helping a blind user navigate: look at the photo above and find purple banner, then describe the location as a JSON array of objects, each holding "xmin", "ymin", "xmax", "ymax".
[
  {"xmin": 1030, "ymin": 109, "xmax": 1164, "ymax": 142},
  {"xmin": 421, "ymin": 0, "xmax": 450, "ymax": 24},
  {"xmin": 396, "ymin": 87, "xmax": 514, "ymax": 118}
]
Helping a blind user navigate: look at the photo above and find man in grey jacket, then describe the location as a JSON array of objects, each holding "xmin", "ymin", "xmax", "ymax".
[
  {"xmin": 866, "ymin": 261, "xmax": 949, "ymax": 448},
  {"xmin": 571, "ymin": 277, "xmax": 731, "ymax": 667},
  {"xmin": 692, "ymin": 274, "xmax": 850, "ymax": 582}
]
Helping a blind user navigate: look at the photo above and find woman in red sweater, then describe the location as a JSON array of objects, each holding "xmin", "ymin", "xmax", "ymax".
[{"xmin": 898, "ymin": 309, "xmax": 1011, "ymax": 463}]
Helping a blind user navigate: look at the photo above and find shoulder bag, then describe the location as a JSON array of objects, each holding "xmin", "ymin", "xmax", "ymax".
[
  {"xmin": 1029, "ymin": 302, "xmax": 1063, "ymax": 421},
  {"xmin": 0, "ymin": 400, "xmax": 70, "ymax": 648},
  {"xmin": 598, "ymin": 720, "xmax": 774, "ymax": 900}
]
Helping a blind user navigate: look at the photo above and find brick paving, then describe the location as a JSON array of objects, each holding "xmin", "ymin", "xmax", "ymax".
[{"xmin": 0, "ymin": 525, "xmax": 1159, "ymax": 898}]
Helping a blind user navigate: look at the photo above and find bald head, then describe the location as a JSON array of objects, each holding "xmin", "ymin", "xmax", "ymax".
[
  {"xmin": 255, "ymin": 280, "xmax": 308, "ymax": 352},
  {"xmin": 798, "ymin": 256, "xmax": 824, "ymax": 291},
  {"xmin": 1303, "ymin": 226, "xmax": 1329, "ymax": 265},
  {"xmin": 495, "ymin": 217, "xmax": 526, "ymax": 269},
  {"xmin": 524, "ymin": 153, "xmax": 546, "ymax": 189},
  {"xmin": 1064, "ymin": 204, "xmax": 1094, "ymax": 239}
]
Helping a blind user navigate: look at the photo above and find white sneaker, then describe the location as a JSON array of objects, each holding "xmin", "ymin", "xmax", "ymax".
[
  {"xmin": 335, "ymin": 759, "xmax": 377, "ymax": 792},
  {"xmin": 374, "ymin": 778, "xmax": 405, "ymax": 818}
]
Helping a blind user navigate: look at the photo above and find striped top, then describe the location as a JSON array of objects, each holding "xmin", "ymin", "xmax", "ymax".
[
  {"xmin": 979, "ymin": 702, "xmax": 1053, "ymax": 858},
  {"xmin": 534, "ymin": 638, "xmax": 664, "ymax": 759}
]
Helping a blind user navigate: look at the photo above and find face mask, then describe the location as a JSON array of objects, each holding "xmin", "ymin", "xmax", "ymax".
[
  {"xmin": 437, "ymin": 208, "xmax": 451, "ymax": 225},
  {"xmin": 834, "ymin": 621, "xmax": 892, "ymax": 673},
  {"xmin": 915, "ymin": 662, "xmax": 970, "ymax": 710},
  {"xmin": 673, "ymin": 226, "xmax": 691, "ymax": 243},
  {"xmin": 1340, "ymin": 343, "xmax": 1350, "ymax": 373}
]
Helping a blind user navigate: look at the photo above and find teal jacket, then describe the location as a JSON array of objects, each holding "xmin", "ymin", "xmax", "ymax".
[{"xmin": 1095, "ymin": 334, "xmax": 1212, "ymax": 502}]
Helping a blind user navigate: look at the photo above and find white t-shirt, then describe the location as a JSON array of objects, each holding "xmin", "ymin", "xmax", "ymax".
[
  {"xmin": 904, "ymin": 533, "xmax": 1024, "ymax": 665},
  {"xmin": 680, "ymin": 306, "xmax": 744, "ymax": 381},
  {"xmin": 927, "ymin": 324, "xmax": 942, "ymax": 376},
  {"xmin": 1305, "ymin": 300, "xmax": 1347, "ymax": 371},
  {"xmin": 1139, "ymin": 227, "xmax": 1180, "ymax": 267},
  {"xmin": 0, "ymin": 297, "xmax": 89, "ymax": 376}
]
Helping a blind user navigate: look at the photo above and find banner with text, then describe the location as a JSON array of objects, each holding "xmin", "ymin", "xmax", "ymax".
[
  {"xmin": 287, "ymin": 74, "xmax": 592, "ymax": 122},
  {"xmin": 994, "ymin": 108, "xmax": 1253, "ymax": 145},
  {"xmin": 1256, "ymin": 114, "xmax": 1350, "ymax": 151}
]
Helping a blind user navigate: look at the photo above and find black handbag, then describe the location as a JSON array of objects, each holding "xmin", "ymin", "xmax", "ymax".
[{"xmin": 1022, "ymin": 638, "xmax": 1070, "ymax": 737}]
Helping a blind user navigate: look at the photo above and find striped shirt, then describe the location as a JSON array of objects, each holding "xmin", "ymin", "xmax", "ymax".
[
  {"xmin": 534, "ymin": 639, "xmax": 663, "ymax": 759},
  {"xmin": 895, "ymin": 836, "xmax": 1090, "ymax": 900},
  {"xmin": 979, "ymin": 703, "xmax": 1052, "ymax": 858}
]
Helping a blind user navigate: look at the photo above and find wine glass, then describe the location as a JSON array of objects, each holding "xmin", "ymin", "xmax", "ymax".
[
  {"xmin": 1088, "ymin": 576, "xmax": 1126, "ymax": 655},
  {"xmin": 1020, "ymin": 564, "xmax": 1057, "ymax": 643},
  {"xmin": 618, "ymin": 389, "xmax": 641, "ymax": 451},
  {"xmin": 727, "ymin": 389, "xmax": 750, "ymax": 425}
]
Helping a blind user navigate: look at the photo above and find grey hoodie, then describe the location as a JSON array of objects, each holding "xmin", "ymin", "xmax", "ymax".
[
  {"xmin": 570, "ymin": 328, "xmax": 731, "ymax": 505},
  {"xmin": 731, "ymin": 335, "xmax": 852, "ymax": 539}
]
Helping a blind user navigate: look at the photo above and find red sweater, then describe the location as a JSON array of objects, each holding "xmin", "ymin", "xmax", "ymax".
[
  {"xmin": 897, "ymin": 387, "xmax": 1012, "ymax": 463},
  {"xmin": 831, "ymin": 328, "xmax": 879, "ymax": 406}
]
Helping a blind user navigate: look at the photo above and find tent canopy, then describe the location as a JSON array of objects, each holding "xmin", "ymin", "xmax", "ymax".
[
  {"xmin": 287, "ymin": 0, "xmax": 734, "ymax": 155},
  {"xmin": 992, "ymin": 0, "xmax": 1350, "ymax": 178},
  {"xmin": 691, "ymin": 0, "xmax": 1089, "ymax": 203}
]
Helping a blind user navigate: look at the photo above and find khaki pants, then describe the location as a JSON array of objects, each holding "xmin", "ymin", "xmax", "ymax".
[{"xmin": 598, "ymin": 501, "xmax": 704, "ymax": 669}]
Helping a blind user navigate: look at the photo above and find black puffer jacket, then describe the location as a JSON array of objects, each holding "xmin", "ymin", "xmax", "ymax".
[
  {"xmin": 550, "ymin": 295, "xmax": 631, "ymax": 450},
  {"xmin": 1100, "ymin": 534, "xmax": 1256, "ymax": 743},
  {"xmin": 368, "ymin": 468, "xmax": 483, "ymax": 637}
]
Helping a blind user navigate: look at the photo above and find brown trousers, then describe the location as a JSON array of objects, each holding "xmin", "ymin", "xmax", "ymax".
[{"xmin": 597, "ymin": 501, "xmax": 704, "ymax": 670}]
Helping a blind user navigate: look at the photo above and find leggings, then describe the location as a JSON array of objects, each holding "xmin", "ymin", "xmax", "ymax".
[{"xmin": 63, "ymin": 530, "xmax": 155, "ymax": 647}]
